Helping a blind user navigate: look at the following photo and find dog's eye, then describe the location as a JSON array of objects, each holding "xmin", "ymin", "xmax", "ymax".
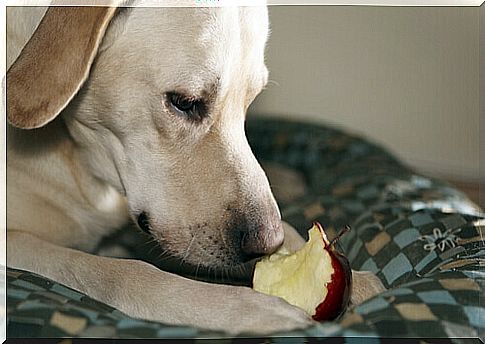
[{"xmin": 167, "ymin": 92, "xmax": 207, "ymax": 122}]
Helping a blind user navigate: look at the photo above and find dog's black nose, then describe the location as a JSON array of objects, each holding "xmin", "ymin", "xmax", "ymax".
[{"xmin": 240, "ymin": 221, "xmax": 284, "ymax": 258}]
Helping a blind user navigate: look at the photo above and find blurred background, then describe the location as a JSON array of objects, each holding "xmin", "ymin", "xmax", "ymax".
[{"xmin": 249, "ymin": 5, "xmax": 483, "ymax": 208}]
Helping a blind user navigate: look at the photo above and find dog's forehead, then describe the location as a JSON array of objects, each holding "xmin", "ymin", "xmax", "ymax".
[
  {"xmin": 116, "ymin": 6, "xmax": 269, "ymax": 93},
  {"xmin": 127, "ymin": 6, "xmax": 269, "ymax": 44}
]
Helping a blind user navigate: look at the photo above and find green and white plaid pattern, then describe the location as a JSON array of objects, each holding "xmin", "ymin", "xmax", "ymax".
[{"xmin": 7, "ymin": 118, "xmax": 484, "ymax": 340}]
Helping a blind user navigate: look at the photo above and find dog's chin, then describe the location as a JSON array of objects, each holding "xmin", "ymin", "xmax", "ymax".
[{"xmin": 155, "ymin": 256, "xmax": 259, "ymax": 286}]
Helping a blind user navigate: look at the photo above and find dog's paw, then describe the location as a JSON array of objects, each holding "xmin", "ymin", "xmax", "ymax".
[
  {"xmin": 350, "ymin": 270, "xmax": 386, "ymax": 306},
  {"xmin": 223, "ymin": 287, "xmax": 315, "ymax": 336},
  {"xmin": 186, "ymin": 284, "xmax": 314, "ymax": 335}
]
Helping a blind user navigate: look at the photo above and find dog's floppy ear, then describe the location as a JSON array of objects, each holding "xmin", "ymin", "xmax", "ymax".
[{"xmin": 7, "ymin": 6, "xmax": 119, "ymax": 129}]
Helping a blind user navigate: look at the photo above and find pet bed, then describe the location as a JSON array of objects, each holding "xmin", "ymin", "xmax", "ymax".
[{"xmin": 6, "ymin": 117, "xmax": 484, "ymax": 340}]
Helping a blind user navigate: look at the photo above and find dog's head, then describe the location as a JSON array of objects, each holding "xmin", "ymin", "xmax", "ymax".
[{"xmin": 7, "ymin": 4, "xmax": 282, "ymax": 282}]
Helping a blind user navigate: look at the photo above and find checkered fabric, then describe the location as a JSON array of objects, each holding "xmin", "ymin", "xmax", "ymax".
[{"xmin": 7, "ymin": 118, "xmax": 484, "ymax": 341}]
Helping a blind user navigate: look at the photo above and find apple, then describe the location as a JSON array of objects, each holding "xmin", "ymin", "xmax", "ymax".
[{"xmin": 252, "ymin": 222, "xmax": 352, "ymax": 321}]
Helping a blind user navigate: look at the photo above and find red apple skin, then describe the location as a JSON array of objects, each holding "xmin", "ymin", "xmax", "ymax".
[
  {"xmin": 313, "ymin": 223, "xmax": 352, "ymax": 321},
  {"xmin": 313, "ymin": 248, "xmax": 352, "ymax": 321}
]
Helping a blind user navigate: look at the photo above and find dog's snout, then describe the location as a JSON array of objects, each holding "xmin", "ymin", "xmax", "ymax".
[{"xmin": 240, "ymin": 220, "xmax": 284, "ymax": 258}]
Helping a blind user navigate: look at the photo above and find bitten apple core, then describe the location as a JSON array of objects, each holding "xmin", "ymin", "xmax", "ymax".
[{"xmin": 252, "ymin": 223, "xmax": 352, "ymax": 321}]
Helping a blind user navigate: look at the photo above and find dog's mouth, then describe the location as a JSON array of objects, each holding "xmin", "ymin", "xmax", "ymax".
[
  {"xmin": 135, "ymin": 212, "xmax": 265, "ymax": 286},
  {"xmin": 154, "ymin": 254, "xmax": 260, "ymax": 287}
]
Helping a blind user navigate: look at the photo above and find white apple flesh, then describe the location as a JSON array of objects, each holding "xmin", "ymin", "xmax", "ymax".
[{"xmin": 252, "ymin": 222, "xmax": 352, "ymax": 321}]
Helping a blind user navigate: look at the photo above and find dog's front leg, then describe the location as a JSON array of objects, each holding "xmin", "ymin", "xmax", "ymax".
[{"xmin": 8, "ymin": 230, "xmax": 314, "ymax": 335}]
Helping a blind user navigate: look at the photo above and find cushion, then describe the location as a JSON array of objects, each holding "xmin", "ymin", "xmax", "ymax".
[{"xmin": 7, "ymin": 117, "xmax": 484, "ymax": 339}]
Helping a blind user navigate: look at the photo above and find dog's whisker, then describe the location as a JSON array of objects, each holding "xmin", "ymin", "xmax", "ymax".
[
  {"xmin": 143, "ymin": 237, "xmax": 159, "ymax": 251},
  {"xmin": 147, "ymin": 244, "xmax": 158, "ymax": 256},
  {"xmin": 195, "ymin": 261, "xmax": 202, "ymax": 279},
  {"xmin": 181, "ymin": 233, "xmax": 197, "ymax": 263},
  {"xmin": 161, "ymin": 249, "xmax": 174, "ymax": 260},
  {"xmin": 141, "ymin": 238, "xmax": 156, "ymax": 248},
  {"xmin": 217, "ymin": 229, "xmax": 230, "ymax": 253},
  {"xmin": 154, "ymin": 247, "xmax": 176, "ymax": 263},
  {"xmin": 209, "ymin": 265, "xmax": 215, "ymax": 282}
]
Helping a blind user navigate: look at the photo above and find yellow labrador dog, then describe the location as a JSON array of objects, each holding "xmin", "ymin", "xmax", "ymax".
[{"xmin": 7, "ymin": 3, "xmax": 383, "ymax": 336}]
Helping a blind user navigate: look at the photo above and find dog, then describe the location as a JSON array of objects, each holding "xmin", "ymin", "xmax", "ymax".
[{"xmin": 6, "ymin": 3, "xmax": 384, "ymax": 336}]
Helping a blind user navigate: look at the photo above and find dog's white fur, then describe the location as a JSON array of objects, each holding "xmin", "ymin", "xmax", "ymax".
[
  {"xmin": 7, "ymin": 5, "xmax": 384, "ymax": 335},
  {"xmin": 7, "ymin": 5, "xmax": 316, "ymax": 335}
]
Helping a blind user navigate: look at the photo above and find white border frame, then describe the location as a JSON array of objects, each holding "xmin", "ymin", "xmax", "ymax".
[
  {"xmin": 3, "ymin": 0, "xmax": 485, "ymax": 6},
  {"xmin": 1, "ymin": 1, "xmax": 483, "ymax": 343}
]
